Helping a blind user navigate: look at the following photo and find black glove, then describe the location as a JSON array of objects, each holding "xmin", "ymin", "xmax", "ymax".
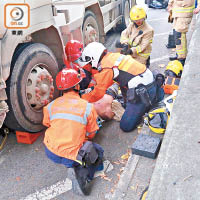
[
  {"xmin": 120, "ymin": 44, "xmax": 129, "ymax": 55},
  {"xmin": 126, "ymin": 49, "xmax": 133, "ymax": 55}
]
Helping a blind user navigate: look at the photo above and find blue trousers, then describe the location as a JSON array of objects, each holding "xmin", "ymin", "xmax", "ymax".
[
  {"xmin": 120, "ymin": 86, "xmax": 164, "ymax": 132},
  {"xmin": 45, "ymin": 143, "xmax": 104, "ymax": 180}
]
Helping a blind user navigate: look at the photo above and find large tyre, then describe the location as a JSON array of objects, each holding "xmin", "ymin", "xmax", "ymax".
[
  {"xmin": 115, "ymin": 0, "xmax": 130, "ymax": 32},
  {"xmin": 5, "ymin": 43, "xmax": 59, "ymax": 132},
  {"xmin": 82, "ymin": 10, "xmax": 103, "ymax": 45}
]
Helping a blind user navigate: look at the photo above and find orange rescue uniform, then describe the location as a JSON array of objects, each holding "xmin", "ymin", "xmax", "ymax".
[
  {"xmin": 81, "ymin": 52, "xmax": 146, "ymax": 103},
  {"xmin": 43, "ymin": 91, "xmax": 99, "ymax": 161}
]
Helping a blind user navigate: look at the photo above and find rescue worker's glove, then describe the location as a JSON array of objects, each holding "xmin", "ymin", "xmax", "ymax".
[
  {"xmin": 120, "ymin": 44, "xmax": 129, "ymax": 55},
  {"xmin": 168, "ymin": 10, "xmax": 173, "ymax": 23},
  {"xmin": 155, "ymin": 73, "xmax": 165, "ymax": 87},
  {"xmin": 126, "ymin": 49, "xmax": 133, "ymax": 55},
  {"xmin": 79, "ymin": 86, "xmax": 94, "ymax": 96}
]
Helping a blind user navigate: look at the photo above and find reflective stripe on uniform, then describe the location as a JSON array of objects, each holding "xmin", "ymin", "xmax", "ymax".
[
  {"xmin": 139, "ymin": 52, "xmax": 151, "ymax": 58},
  {"xmin": 83, "ymin": 103, "xmax": 92, "ymax": 124},
  {"xmin": 176, "ymin": 33, "xmax": 187, "ymax": 57},
  {"xmin": 50, "ymin": 113, "xmax": 87, "ymax": 124},
  {"xmin": 47, "ymin": 100, "xmax": 55, "ymax": 119},
  {"xmin": 48, "ymin": 102, "xmax": 92, "ymax": 125},
  {"xmin": 173, "ymin": 5, "xmax": 195, "ymax": 13},
  {"xmin": 132, "ymin": 41, "xmax": 137, "ymax": 47},
  {"xmin": 114, "ymin": 55, "xmax": 126, "ymax": 67},
  {"xmin": 136, "ymin": 46, "xmax": 142, "ymax": 53}
]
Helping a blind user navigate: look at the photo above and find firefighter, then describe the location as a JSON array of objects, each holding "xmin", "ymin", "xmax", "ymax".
[
  {"xmin": 65, "ymin": 40, "xmax": 97, "ymax": 90},
  {"xmin": 43, "ymin": 63, "xmax": 104, "ymax": 195},
  {"xmin": 79, "ymin": 42, "xmax": 164, "ymax": 132},
  {"xmin": 115, "ymin": 5, "xmax": 154, "ymax": 68},
  {"xmin": 168, "ymin": 0, "xmax": 200, "ymax": 66},
  {"xmin": 65, "ymin": 40, "xmax": 124, "ymax": 121}
]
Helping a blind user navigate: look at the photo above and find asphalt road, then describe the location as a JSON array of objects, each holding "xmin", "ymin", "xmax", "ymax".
[{"xmin": 0, "ymin": 7, "xmax": 174, "ymax": 200}]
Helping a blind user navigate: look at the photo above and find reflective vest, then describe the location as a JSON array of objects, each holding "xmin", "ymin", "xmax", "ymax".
[
  {"xmin": 172, "ymin": 0, "xmax": 195, "ymax": 18},
  {"xmin": 101, "ymin": 52, "xmax": 146, "ymax": 87},
  {"xmin": 101, "ymin": 53, "xmax": 146, "ymax": 75},
  {"xmin": 82, "ymin": 53, "xmax": 147, "ymax": 102},
  {"xmin": 43, "ymin": 91, "xmax": 99, "ymax": 161}
]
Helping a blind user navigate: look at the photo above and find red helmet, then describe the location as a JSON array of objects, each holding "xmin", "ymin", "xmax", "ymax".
[
  {"xmin": 65, "ymin": 40, "xmax": 83, "ymax": 62},
  {"xmin": 56, "ymin": 62, "xmax": 86, "ymax": 90}
]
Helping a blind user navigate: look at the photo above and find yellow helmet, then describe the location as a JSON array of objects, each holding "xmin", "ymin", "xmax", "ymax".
[
  {"xmin": 130, "ymin": 5, "xmax": 146, "ymax": 21},
  {"xmin": 144, "ymin": 105, "xmax": 170, "ymax": 134},
  {"xmin": 165, "ymin": 60, "xmax": 183, "ymax": 78}
]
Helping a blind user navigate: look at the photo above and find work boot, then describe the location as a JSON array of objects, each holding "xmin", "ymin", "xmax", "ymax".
[
  {"xmin": 74, "ymin": 166, "xmax": 91, "ymax": 195},
  {"xmin": 68, "ymin": 166, "xmax": 91, "ymax": 196},
  {"xmin": 111, "ymin": 100, "xmax": 125, "ymax": 121},
  {"xmin": 178, "ymin": 58, "xmax": 186, "ymax": 66},
  {"xmin": 169, "ymin": 56, "xmax": 178, "ymax": 61},
  {"xmin": 166, "ymin": 32, "xmax": 176, "ymax": 49}
]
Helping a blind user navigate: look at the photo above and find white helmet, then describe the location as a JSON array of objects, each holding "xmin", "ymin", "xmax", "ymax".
[{"xmin": 79, "ymin": 42, "xmax": 106, "ymax": 69}]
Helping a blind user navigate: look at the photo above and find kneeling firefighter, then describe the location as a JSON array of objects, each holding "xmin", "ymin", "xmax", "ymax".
[
  {"xmin": 43, "ymin": 62, "xmax": 104, "ymax": 195},
  {"xmin": 65, "ymin": 40, "xmax": 124, "ymax": 121},
  {"xmin": 79, "ymin": 42, "xmax": 165, "ymax": 132}
]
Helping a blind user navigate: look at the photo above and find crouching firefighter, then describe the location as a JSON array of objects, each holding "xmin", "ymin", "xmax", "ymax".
[
  {"xmin": 43, "ymin": 64, "xmax": 104, "ymax": 196},
  {"xmin": 115, "ymin": 5, "xmax": 154, "ymax": 68},
  {"xmin": 79, "ymin": 42, "xmax": 164, "ymax": 132}
]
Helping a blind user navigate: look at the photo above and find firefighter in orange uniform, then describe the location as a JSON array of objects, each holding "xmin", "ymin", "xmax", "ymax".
[
  {"xmin": 78, "ymin": 42, "xmax": 164, "ymax": 132},
  {"xmin": 43, "ymin": 63, "xmax": 104, "ymax": 195},
  {"xmin": 65, "ymin": 40, "xmax": 122, "ymax": 121}
]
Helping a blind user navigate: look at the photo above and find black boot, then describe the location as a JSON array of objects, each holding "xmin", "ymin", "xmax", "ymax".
[
  {"xmin": 68, "ymin": 166, "xmax": 91, "ymax": 196},
  {"xmin": 169, "ymin": 56, "xmax": 178, "ymax": 61},
  {"xmin": 74, "ymin": 166, "xmax": 91, "ymax": 195},
  {"xmin": 166, "ymin": 32, "xmax": 176, "ymax": 49},
  {"xmin": 178, "ymin": 58, "xmax": 186, "ymax": 66}
]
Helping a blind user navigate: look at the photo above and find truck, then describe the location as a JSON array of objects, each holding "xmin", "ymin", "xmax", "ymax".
[{"xmin": 0, "ymin": 0, "xmax": 136, "ymax": 133}]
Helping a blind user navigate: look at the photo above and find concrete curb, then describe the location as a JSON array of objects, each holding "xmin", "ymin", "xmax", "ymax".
[{"xmin": 110, "ymin": 154, "xmax": 140, "ymax": 200}]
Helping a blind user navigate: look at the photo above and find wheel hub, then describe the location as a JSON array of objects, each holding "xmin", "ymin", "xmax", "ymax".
[
  {"xmin": 85, "ymin": 25, "xmax": 97, "ymax": 44},
  {"xmin": 26, "ymin": 64, "xmax": 54, "ymax": 110}
]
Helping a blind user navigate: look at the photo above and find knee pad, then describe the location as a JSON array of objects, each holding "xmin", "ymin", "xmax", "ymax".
[{"xmin": 174, "ymin": 31, "xmax": 182, "ymax": 45}]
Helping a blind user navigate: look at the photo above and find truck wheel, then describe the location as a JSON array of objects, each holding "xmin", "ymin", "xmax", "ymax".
[
  {"xmin": 5, "ymin": 43, "xmax": 59, "ymax": 132},
  {"xmin": 115, "ymin": 0, "xmax": 130, "ymax": 32},
  {"xmin": 82, "ymin": 10, "xmax": 102, "ymax": 45}
]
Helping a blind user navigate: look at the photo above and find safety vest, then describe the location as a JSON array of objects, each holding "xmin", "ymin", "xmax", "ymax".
[
  {"xmin": 101, "ymin": 52, "xmax": 146, "ymax": 87},
  {"xmin": 43, "ymin": 91, "xmax": 99, "ymax": 161},
  {"xmin": 101, "ymin": 53, "xmax": 146, "ymax": 75},
  {"xmin": 172, "ymin": 0, "xmax": 195, "ymax": 18}
]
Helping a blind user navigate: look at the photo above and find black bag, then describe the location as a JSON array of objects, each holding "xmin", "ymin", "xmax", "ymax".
[
  {"xmin": 78, "ymin": 141, "xmax": 99, "ymax": 166},
  {"xmin": 127, "ymin": 88, "xmax": 138, "ymax": 103},
  {"xmin": 135, "ymin": 84, "xmax": 152, "ymax": 107}
]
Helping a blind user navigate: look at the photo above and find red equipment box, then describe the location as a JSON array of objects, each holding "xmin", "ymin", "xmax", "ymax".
[
  {"xmin": 164, "ymin": 76, "xmax": 180, "ymax": 94},
  {"xmin": 16, "ymin": 131, "xmax": 41, "ymax": 144}
]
